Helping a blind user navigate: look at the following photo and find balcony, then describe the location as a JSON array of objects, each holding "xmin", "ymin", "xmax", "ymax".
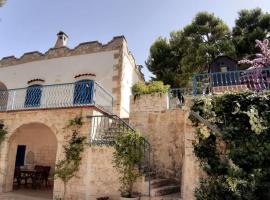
[
  {"xmin": 168, "ymin": 68, "xmax": 270, "ymax": 108},
  {"xmin": 0, "ymin": 81, "xmax": 114, "ymax": 113},
  {"xmin": 193, "ymin": 67, "xmax": 270, "ymax": 96}
]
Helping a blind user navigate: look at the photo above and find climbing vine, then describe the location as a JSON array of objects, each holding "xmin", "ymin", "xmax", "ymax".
[
  {"xmin": 54, "ymin": 116, "xmax": 86, "ymax": 200},
  {"xmin": 190, "ymin": 92, "xmax": 270, "ymax": 200},
  {"xmin": 0, "ymin": 122, "xmax": 7, "ymax": 145}
]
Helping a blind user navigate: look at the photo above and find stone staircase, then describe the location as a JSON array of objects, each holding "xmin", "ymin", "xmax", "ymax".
[
  {"xmin": 150, "ymin": 179, "xmax": 180, "ymax": 196},
  {"xmin": 90, "ymin": 114, "xmax": 180, "ymax": 199},
  {"xmin": 142, "ymin": 171, "xmax": 181, "ymax": 199}
]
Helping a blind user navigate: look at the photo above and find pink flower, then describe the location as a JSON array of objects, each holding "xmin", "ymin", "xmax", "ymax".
[{"xmin": 238, "ymin": 39, "xmax": 270, "ymax": 69}]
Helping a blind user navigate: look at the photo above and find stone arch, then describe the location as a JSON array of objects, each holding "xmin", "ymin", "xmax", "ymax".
[
  {"xmin": 0, "ymin": 81, "xmax": 8, "ymax": 111},
  {"xmin": 3, "ymin": 122, "xmax": 58, "ymax": 192}
]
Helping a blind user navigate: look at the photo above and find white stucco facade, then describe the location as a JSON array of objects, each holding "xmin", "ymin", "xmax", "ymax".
[
  {"xmin": 0, "ymin": 51, "xmax": 116, "ymax": 91},
  {"xmin": 0, "ymin": 33, "xmax": 144, "ymax": 117}
]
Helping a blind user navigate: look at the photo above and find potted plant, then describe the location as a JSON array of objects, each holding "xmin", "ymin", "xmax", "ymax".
[{"xmin": 113, "ymin": 129, "xmax": 145, "ymax": 200}]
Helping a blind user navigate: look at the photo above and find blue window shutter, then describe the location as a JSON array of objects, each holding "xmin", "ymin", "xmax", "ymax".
[
  {"xmin": 73, "ymin": 80, "xmax": 94, "ymax": 105},
  {"xmin": 15, "ymin": 145, "xmax": 26, "ymax": 167},
  {"xmin": 24, "ymin": 84, "xmax": 42, "ymax": 107}
]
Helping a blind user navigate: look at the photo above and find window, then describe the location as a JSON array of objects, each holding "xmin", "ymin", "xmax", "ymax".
[
  {"xmin": 15, "ymin": 145, "xmax": 26, "ymax": 167},
  {"xmin": 73, "ymin": 80, "xmax": 94, "ymax": 105},
  {"xmin": 24, "ymin": 84, "xmax": 42, "ymax": 107}
]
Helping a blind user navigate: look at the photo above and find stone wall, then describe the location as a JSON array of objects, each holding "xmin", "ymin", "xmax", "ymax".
[
  {"xmin": 85, "ymin": 147, "xmax": 120, "ymax": 200},
  {"xmin": 0, "ymin": 107, "xmax": 122, "ymax": 200},
  {"xmin": 129, "ymin": 93, "xmax": 201, "ymax": 200},
  {"xmin": 181, "ymin": 116, "xmax": 201, "ymax": 200},
  {"xmin": 130, "ymin": 93, "xmax": 169, "ymax": 113},
  {"xmin": 130, "ymin": 93, "xmax": 184, "ymax": 180}
]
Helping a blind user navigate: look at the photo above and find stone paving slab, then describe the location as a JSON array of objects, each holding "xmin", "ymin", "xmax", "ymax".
[{"xmin": 0, "ymin": 190, "xmax": 52, "ymax": 200}]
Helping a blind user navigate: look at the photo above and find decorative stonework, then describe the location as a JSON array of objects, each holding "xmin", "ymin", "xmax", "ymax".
[
  {"xmin": 0, "ymin": 36, "xmax": 126, "ymax": 68},
  {"xmin": 112, "ymin": 50, "xmax": 123, "ymax": 115},
  {"xmin": 74, "ymin": 73, "xmax": 96, "ymax": 79},
  {"xmin": 27, "ymin": 79, "xmax": 45, "ymax": 85}
]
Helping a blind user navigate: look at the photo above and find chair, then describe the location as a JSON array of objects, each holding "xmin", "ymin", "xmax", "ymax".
[
  {"xmin": 34, "ymin": 165, "xmax": 51, "ymax": 188},
  {"xmin": 13, "ymin": 166, "xmax": 21, "ymax": 188},
  {"xmin": 42, "ymin": 166, "xmax": 51, "ymax": 188},
  {"xmin": 32, "ymin": 171, "xmax": 44, "ymax": 189}
]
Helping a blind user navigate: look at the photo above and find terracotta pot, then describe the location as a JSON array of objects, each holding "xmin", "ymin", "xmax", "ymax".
[{"xmin": 120, "ymin": 197, "xmax": 140, "ymax": 200}]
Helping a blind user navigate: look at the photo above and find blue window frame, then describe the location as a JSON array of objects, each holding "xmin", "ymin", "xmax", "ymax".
[
  {"xmin": 73, "ymin": 80, "xmax": 94, "ymax": 105},
  {"xmin": 24, "ymin": 84, "xmax": 42, "ymax": 107}
]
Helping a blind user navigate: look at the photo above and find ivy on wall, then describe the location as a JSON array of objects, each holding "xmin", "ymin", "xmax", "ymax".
[{"xmin": 189, "ymin": 92, "xmax": 270, "ymax": 200}]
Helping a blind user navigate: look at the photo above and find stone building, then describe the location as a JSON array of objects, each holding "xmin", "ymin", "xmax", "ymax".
[
  {"xmin": 0, "ymin": 31, "xmax": 200, "ymax": 200},
  {"xmin": 0, "ymin": 32, "xmax": 144, "ymax": 199}
]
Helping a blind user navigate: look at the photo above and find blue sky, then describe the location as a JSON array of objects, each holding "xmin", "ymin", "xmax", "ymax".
[{"xmin": 0, "ymin": 0, "xmax": 270, "ymax": 80}]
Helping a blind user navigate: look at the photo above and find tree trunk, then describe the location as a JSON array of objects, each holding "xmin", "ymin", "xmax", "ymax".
[{"xmin": 63, "ymin": 182, "xmax": 67, "ymax": 200}]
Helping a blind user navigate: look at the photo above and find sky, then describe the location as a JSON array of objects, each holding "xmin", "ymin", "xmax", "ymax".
[{"xmin": 0, "ymin": 0, "xmax": 270, "ymax": 80}]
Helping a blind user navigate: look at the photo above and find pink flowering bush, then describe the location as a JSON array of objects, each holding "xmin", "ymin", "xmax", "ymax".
[
  {"xmin": 239, "ymin": 39, "xmax": 270, "ymax": 69},
  {"xmin": 238, "ymin": 39, "xmax": 270, "ymax": 92}
]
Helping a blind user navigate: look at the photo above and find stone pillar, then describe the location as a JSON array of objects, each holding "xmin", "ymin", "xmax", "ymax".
[{"xmin": 181, "ymin": 113, "xmax": 201, "ymax": 200}]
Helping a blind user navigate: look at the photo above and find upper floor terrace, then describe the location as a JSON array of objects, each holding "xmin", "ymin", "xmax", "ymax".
[
  {"xmin": 0, "ymin": 80, "xmax": 114, "ymax": 113},
  {"xmin": 169, "ymin": 67, "xmax": 270, "ymax": 108}
]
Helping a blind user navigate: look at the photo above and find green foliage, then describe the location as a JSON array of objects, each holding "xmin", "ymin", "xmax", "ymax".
[
  {"xmin": 233, "ymin": 8, "xmax": 270, "ymax": 61},
  {"xmin": 182, "ymin": 12, "xmax": 236, "ymax": 71},
  {"xmin": 0, "ymin": 0, "xmax": 6, "ymax": 7},
  {"xmin": 132, "ymin": 81, "xmax": 170, "ymax": 99},
  {"xmin": 146, "ymin": 12, "xmax": 236, "ymax": 88},
  {"xmin": 112, "ymin": 130, "xmax": 145, "ymax": 198},
  {"xmin": 0, "ymin": 123, "xmax": 7, "ymax": 145},
  {"xmin": 146, "ymin": 9, "xmax": 270, "ymax": 86},
  {"xmin": 54, "ymin": 116, "xmax": 86, "ymax": 200},
  {"xmin": 190, "ymin": 92, "xmax": 270, "ymax": 200}
]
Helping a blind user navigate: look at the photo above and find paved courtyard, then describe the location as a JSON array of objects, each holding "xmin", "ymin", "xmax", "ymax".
[{"xmin": 0, "ymin": 189, "xmax": 52, "ymax": 200}]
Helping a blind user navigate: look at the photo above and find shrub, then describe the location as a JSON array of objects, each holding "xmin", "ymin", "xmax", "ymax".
[
  {"xmin": 112, "ymin": 130, "xmax": 145, "ymax": 198},
  {"xmin": 132, "ymin": 81, "xmax": 170, "ymax": 99},
  {"xmin": 190, "ymin": 92, "xmax": 270, "ymax": 200}
]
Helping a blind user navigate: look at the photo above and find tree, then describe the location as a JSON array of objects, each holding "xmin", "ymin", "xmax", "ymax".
[
  {"xmin": 238, "ymin": 39, "xmax": 270, "ymax": 92},
  {"xmin": 233, "ymin": 8, "xmax": 270, "ymax": 60},
  {"xmin": 181, "ymin": 12, "xmax": 235, "ymax": 72},
  {"xmin": 54, "ymin": 116, "xmax": 86, "ymax": 200},
  {"xmin": 239, "ymin": 39, "xmax": 270, "ymax": 68},
  {"xmin": 145, "ymin": 37, "xmax": 183, "ymax": 87},
  {"xmin": 146, "ymin": 12, "xmax": 235, "ymax": 88},
  {"xmin": 0, "ymin": 0, "xmax": 6, "ymax": 7}
]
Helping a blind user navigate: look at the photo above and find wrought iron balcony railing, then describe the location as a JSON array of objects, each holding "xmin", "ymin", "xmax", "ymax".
[
  {"xmin": 0, "ymin": 81, "xmax": 114, "ymax": 113},
  {"xmin": 193, "ymin": 67, "xmax": 270, "ymax": 96}
]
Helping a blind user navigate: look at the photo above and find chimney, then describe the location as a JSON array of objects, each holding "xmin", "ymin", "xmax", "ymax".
[{"xmin": 54, "ymin": 31, "xmax": 68, "ymax": 48}]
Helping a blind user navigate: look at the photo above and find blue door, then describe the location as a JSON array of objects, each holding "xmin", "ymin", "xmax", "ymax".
[
  {"xmin": 73, "ymin": 80, "xmax": 94, "ymax": 104},
  {"xmin": 24, "ymin": 84, "xmax": 42, "ymax": 107},
  {"xmin": 15, "ymin": 145, "xmax": 26, "ymax": 167}
]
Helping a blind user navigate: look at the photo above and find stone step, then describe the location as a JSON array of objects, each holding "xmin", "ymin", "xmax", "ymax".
[
  {"xmin": 151, "ymin": 179, "xmax": 179, "ymax": 189},
  {"xmin": 141, "ymin": 192, "xmax": 181, "ymax": 200},
  {"xmin": 145, "ymin": 171, "xmax": 158, "ymax": 181},
  {"xmin": 150, "ymin": 185, "xmax": 180, "ymax": 197}
]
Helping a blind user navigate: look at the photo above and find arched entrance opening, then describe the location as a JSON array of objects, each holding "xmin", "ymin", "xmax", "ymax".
[
  {"xmin": 5, "ymin": 122, "xmax": 57, "ymax": 199},
  {"xmin": 0, "ymin": 81, "xmax": 8, "ymax": 111}
]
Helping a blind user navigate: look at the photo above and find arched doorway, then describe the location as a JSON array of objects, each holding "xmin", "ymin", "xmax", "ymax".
[
  {"xmin": 5, "ymin": 122, "xmax": 57, "ymax": 199},
  {"xmin": 0, "ymin": 81, "xmax": 8, "ymax": 111}
]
